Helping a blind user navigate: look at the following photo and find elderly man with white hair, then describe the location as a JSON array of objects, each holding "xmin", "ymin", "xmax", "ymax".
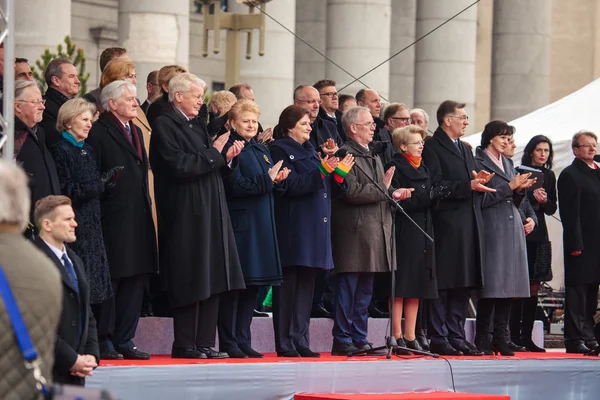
[
  {"xmin": 150, "ymin": 72, "xmax": 246, "ymax": 359},
  {"xmin": 0, "ymin": 160, "xmax": 62, "ymax": 400},
  {"xmin": 410, "ymin": 108, "xmax": 430, "ymax": 133},
  {"xmin": 86, "ymin": 80, "xmax": 158, "ymax": 361}
]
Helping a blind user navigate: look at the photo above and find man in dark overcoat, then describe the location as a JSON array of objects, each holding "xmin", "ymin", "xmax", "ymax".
[
  {"xmin": 150, "ymin": 72, "xmax": 246, "ymax": 359},
  {"xmin": 422, "ymin": 100, "xmax": 492, "ymax": 356},
  {"xmin": 86, "ymin": 80, "xmax": 157, "ymax": 360},
  {"xmin": 558, "ymin": 131, "xmax": 600, "ymax": 354}
]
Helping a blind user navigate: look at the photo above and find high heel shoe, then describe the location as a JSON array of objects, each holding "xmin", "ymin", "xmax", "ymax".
[
  {"xmin": 474, "ymin": 335, "xmax": 493, "ymax": 356},
  {"xmin": 491, "ymin": 340, "xmax": 515, "ymax": 356},
  {"xmin": 521, "ymin": 338, "xmax": 545, "ymax": 353},
  {"xmin": 507, "ymin": 341, "xmax": 526, "ymax": 352},
  {"xmin": 405, "ymin": 339, "xmax": 423, "ymax": 352},
  {"xmin": 394, "ymin": 338, "xmax": 412, "ymax": 355}
]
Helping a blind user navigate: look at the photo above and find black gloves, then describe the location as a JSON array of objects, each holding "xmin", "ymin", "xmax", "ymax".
[{"xmin": 101, "ymin": 166, "xmax": 124, "ymax": 189}]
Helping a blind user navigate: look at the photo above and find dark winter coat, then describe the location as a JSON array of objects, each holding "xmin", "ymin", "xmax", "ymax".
[
  {"xmin": 309, "ymin": 116, "xmax": 343, "ymax": 154},
  {"xmin": 149, "ymin": 105, "xmax": 245, "ymax": 307},
  {"xmin": 50, "ymin": 137, "xmax": 113, "ymax": 304},
  {"xmin": 223, "ymin": 131, "xmax": 283, "ymax": 286},
  {"xmin": 375, "ymin": 127, "xmax": 398, "ymax": 167},
  {"xmin": 34, "ymin": 238, "xmax": 99, "ymax": 386},
  {"xmin": 86, "ymin": 112, "xmax": 158, "ymax": 280},
  {"xmin": 386, "ymin": 154, "xmax": 437, "ymax": 299},
  {"xmin": 146, "ymin": 92, "xmax": 169, "ymax": 127},
  {"xmin": 422, "ymin": 127, "xmax": 484, "ymax": 290},
  {"xmin": 40, "ymin": 87, "xmax": 70, "ymax": 147},
  {"xmin": 475, "ymin": 147, "xmax": 530, "ymax": 299},
  {"xmin": 525, "ymin": 166, "xmax": 557, "ymax": 243},
  {"xmin": 318, "ymin": 107, "xmax": 346, "ymax": 142},
  {"xmin": 14, "ymin": 117, "xmax": 60, "ymax": 224},
  {"xmin": 558, "ymin": 158, "xmax": 600, "ymax": 286},
  {"xmin": 331, "ymin": 140, "xmax": 393, "ymax": 274},
  {"xmin": 270, "ymin": 136, "xmax": 340, "ymax": 270}
]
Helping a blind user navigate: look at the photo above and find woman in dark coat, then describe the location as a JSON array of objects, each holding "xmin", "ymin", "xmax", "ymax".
[
  {"xmin": 50, "ymin": 98, "xmax": 118, "ymax": 305},
  {"xmin": 509, "ymin": 135, "xmax": 557, "ymax": 352},
  {"xmin": 386, "ymin": 125, "xmax": 440, "ymax": 354},
  {"xmin": 269, "ymin": 105, "xmax": 350, "ymax": 357},
  {"xmin": 474, "ymin": 121, "xmax": 534, "ymax": 356},
  {"xmin": 217, "ymin": 100, "xmax": 288, "ymax": 358}
]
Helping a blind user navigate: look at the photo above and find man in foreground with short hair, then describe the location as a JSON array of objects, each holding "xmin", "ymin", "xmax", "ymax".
[{"xmin": 33, "ymin": 195, "xmax": 99, "ymax": 385}]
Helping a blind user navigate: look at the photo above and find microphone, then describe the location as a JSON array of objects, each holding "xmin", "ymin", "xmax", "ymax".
[
  {"xmin": 334, "ymin": 148, "xmax": 374, "ymax": 159},
  {"xmin": 369, "ymin": 140, "xmax": 389, "ymax": 155},
  {"xmin": 594, "ymin": 154, "xmax": 600, "ymax": 162}
]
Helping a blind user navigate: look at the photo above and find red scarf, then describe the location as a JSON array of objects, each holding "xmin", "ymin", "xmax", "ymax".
[{"xmin": 403, "ymin": 153, "xmax": 422, "ymax": 169}]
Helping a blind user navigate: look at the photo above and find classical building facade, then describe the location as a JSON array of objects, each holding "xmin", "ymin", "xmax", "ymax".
[{"xmin": 15, "ymin": 0, "xmax": 600, "ymax": 130}]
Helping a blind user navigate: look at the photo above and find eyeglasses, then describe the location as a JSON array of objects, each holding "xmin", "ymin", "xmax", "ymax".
[
  {"xmin": 407, "ymin": 141, "xmax": 425, "ymax": 146},
  {"xmin": 297, "ymin": 99, "xmax": 322, "ymax": 106},
  {"xmin": 390, "ymin": 117, "xmax": 412, "ymax": 124},
  {"xmin": 16, "ymin": 99, "xmax": 46, "ymax": 106},
  {"xmin": 576, "ymin": 144, "xmax": 597, "ymax": 149},
  {"xmin": 320, "ymin": 91, "xmax": 338, "ymax": 98},
  {"xmin": 353, "ymin": 122, "xmax": 376, "ymax": 129},
  {"xmin": 448, "ymin": 115, "xmax": 469, "ymax": 121}
]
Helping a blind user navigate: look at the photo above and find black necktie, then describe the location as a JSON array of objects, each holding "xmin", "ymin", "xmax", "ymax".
[{"xmin": 62, "ymin": 253, "xmax": 79, "ymax": 295}]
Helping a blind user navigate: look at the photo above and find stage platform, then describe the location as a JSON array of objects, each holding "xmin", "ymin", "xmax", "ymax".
[{"xmin": 87, "ymin": 352, "xmax": 600, "ymax": 400}]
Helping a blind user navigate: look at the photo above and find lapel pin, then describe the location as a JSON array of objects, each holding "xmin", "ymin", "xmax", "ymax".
[{"xmin": 264, "ymin": 154, "xmax": 271, "ymax": 164}]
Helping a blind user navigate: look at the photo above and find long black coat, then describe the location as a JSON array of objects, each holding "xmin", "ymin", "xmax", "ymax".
[
  {"xmin": 14, "ymin": 117, "xmax": 60, "ymax": 223},
  {"xmin": 525, "ymin": 166, "xmax": 557, "ymax": 243},
  {"xmin": 50, "ymin": 138, "xmax": 113, "ymax": 304},
  {"xmin": 223, "ymin": 131, "xmax": 283, "ymax": 286},
  {"xmin": 86, "ymin": 112, "xmax": 157, "ymax": 279},
  {"xmin": 386, "ymin": 154, "xmax": 437, "ymax": 299},
  {"xmin": 34, "ymin": 238, "xmax": 99, "ymax": 386},
  {"xmin": 146, "ymin": 92, "xmax": 169, "ymax": 127},
  {"xmin": 308, "ymin": 116, "xmax": 343, "ymax": 153},
  {"xmin": 422, "ymin": 127, "xmax": 484, "ymax": 290},
  {"xmin": 40, "ymin": 87, "xmax": 70, "ymax": 147},
  {"xmin": 558, "ymin": 158, "xmax": 600, "ymax": 286},
  {"xmin": 318, "ymin": 107, "xmax": 346, "ymax": 142},
  {"xmin": 150, "ymin": 106, "xmax": 245, "ymax": 307}
]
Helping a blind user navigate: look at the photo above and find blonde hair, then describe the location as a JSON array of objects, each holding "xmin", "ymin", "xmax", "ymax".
[
  {"xmin": 0, "ymin": 160, "xmax": 30, "ymax": 230},
  {"xmin": 391, "ymin": 124, "xmax": 426, "ymax": 153},
  {"xmin": 228, "ymin": 99, "xmax": 260, "ymax": 122},
  {"xmin": 209, "ymin": 91, "xmax": 237, "ymax": 113},
  {"xmin": 158, "ymin": 65, "xmax": 188, "ymax": 92},
  {"xmin": 100, "ymin": 59, "xmax": 136, "ymax": 88},
  {"xmin": 56, "ymin": 98, "xmax": 97, "ymax": 133},
  {"xmin": 34, "ymin": 195, "xmax": 72, "ymax": 230}
]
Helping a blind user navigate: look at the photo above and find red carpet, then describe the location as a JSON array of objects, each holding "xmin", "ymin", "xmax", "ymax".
[
  {"xmin": 98, "ymin": 351, "xmax": 595, "ymax": 367},
  {"xmin": 295, "ymin": 393, "xmax": 510, "ymax": 400}
]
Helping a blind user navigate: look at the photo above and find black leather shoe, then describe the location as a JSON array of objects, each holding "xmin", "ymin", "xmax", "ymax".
[
  {"xmin": 585, "ymin": 345, "xmax": 600, "ymax": 356},
  {"xmin": 100, "ymin": 349, "xmax": 124, "ymax": 360},
  {"xmin": 416, "ymin": 334, "xmax": 430, "ymax": 351},
  {"xmin": 120, "ymin": 347, "xmax": 150, "ymax": 360},
  {"xmin": 331, "ymin": 341, "xmax": 360, "ymax": 356},
  {"xmin": 223, "ymin": 347, "xmax": 248, "ymax": 358},
  {"xmin": 253, "ymin": 309, "xmax": 270, "ymax": 318},
  {"xmin": 429, "ymin": 342, "xmax": 463, "ymax": 356},
  {"xmin": 492, "ymin": 340, "xmax": 515, "ymax": 356},
  {"xmin": 297, "ymin": 347, "xmax": 320, "ymax": 357},
  {"xmin": 367, "ymin": 305, "xmax": 389, "ymax": 319},
  {"xmin": 198, "ymin": 347, "xmax": 229, "ymax": 359},
  {"xmin": 507, "ymin": 341, "xmax": 526, "ymax": 352},
  {"xmin": 277, "ymin": 349, "xmax": 300, "ymax": 357},
  {"xmin": 449, "ymin": 340, "xmax": 483, "ymax": 356},
  {"xmin": 311, "ymin": 304, "xmax": 333, "ymax": 319},
  {"xmin": 585, "ymin": 340, "xmax": 599, "ymax": 349},
  {"xmin": 239, "ymin": 346, "xmax": 264, "ymax": 358},
  {"xmin": 171, "ymin": 347, "xmax": 207, "ymax": 359},
  {"xmin": 521, "ymin": 338, "xmax": 545, "ymax": 353},
  {"xmin": 354, "ymin": 342, "xmax": 387, "ymax": 356},
  {"xmin": 405, "ymin": 338, "xmax": 423, "ymax": 353},
  {"xmin": 474, "ymin": 335, "xmax": 493, "ymax": 356},
  {"xmin": 566, "ymin": 342, "xmax": 591, "ymax": 354}
]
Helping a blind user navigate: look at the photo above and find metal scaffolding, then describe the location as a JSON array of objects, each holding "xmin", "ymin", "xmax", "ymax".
[{"xmin": 0, "ymin": 0, "xmax": 14, "ymax": 160}]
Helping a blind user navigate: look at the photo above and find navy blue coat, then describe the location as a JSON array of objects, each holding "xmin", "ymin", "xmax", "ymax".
[
  {"xmin": 270, "ymin": 137, "xmax": 340, "ymax": 270},
  {"xmin": 223, "ymin": 131, "xmax": 283, "ymax": 286}
]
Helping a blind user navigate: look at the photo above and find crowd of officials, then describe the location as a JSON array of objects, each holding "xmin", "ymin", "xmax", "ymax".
[{"xmin": 1, "ymin": 46, "xmax": 600, "ymax": 398}]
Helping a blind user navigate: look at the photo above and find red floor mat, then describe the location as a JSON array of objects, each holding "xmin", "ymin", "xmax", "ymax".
[{"xmin": 294, "ymin": 392, "xmax": 510, "ymax": 400}]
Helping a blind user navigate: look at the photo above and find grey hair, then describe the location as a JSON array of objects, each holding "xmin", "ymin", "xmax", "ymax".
[
  {"xmin": 15, "ymin": 80, "xmax": 40, "ymax": 101},
  {"xmin": 410, "ymin": 108, "xmax": 430, "ymax": 124},
  {"xmin": 100, "ymin": 80, "xmax": 137, "ymax": 111},
  {"xmin": 0, "ymin": 160, "xmax": 31, "ymax": 231},
  {"xmin": 44, "ymin": 57, "xmax": 73, "ymax": 87},
  {"xmin": 168, "ymin": 73, "xmax": 207, "ymax": 102},
  {"xmin": 342, "ymin": 106, "xmax": 370, "ymax": 136}
]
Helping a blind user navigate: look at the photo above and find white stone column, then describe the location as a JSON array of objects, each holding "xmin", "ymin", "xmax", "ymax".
[
  {"xmin": 294, "ymin": 0, "xmax": 326, "ymax": 87},
  {"xmin": 229, "ymin": 0, "xmax": 296, "ymax": 129},
  {"xmin": 326, "ymin": 0, "xmax": 391, "ymax": 99},
  {"xmin": 118, "ymin": 0, "xmax": 190, "ymax": 99},
  {"xmin": 414, "ymin": 0, "xmax": 478, "ymax": 131},
  {"xmin": 491, "ymin": 0, "xmax": 551, "ymax": 122},
  {"xmin": 389, "ymin": 0, "xmax": 416, "ymax": 105},
  {"xmin": 15, "ymin": 0, "xmax": 71, "ymax": 71}
]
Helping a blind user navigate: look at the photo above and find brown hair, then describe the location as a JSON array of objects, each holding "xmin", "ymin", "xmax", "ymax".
[
  {"xmin": 100, "ymin": 59, "xmax": 136, "ymax": 88},
  {"xmin": 158, "ymin": 65, "xmax": 188, "ymax": 93},
  {"xmin": 338, "ymin": 94, "xmax": 355, "ymax": 109},
  {"xmin": 99, "ymin": 47, "xmax": 127, "ymax": 72},
  {"xmin": 229, "ymin": 83, "xmax": 252, "ymax": 100},
  {"xmin": 572, "ymin": 130, "xmax": 598, "ymax": 148},
  {"xmin": 313, "ymin": 79, "xmax": 336, "ymax": 92},
  {"xmin": 436, "ymin": 100, "xmax": 466, "ymax": 126},
  {"xmin": 44, "ymin": 58, "xmax": 73, "ymax": 87},
  {"xmin": 34, "ymin": 195, "xmax": 72, "ymax": 229},
  {"xmin": 382, "ymin": 102, "xmax": 408, "ymax": 123},
  {"xmin": 273, "ymin": 105, "xmax": 310, "ymax": 139}
]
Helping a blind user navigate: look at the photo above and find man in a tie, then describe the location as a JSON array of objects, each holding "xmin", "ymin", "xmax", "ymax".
[{"xmin": 33, "ymin": 195, "xmax": 100, "ymax": 386}]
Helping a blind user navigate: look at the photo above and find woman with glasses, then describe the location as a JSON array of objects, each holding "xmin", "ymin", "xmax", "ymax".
[
  {"xmin": 386, "ymin": 125, "xmax": 441, "ymax": 354},
  {"xmin": 509, "ymin": 135, "xmax": 557, "ymax": 352}
]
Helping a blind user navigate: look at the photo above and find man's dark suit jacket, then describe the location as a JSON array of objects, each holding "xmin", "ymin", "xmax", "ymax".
[{"xmin": 34, "ymin": 237, "xmax": 100, "ymax": 386}]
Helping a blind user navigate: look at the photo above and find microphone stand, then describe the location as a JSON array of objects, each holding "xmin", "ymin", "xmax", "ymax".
[{"xmin": 345, "ymin": 160, "xmax": 438, "ymax": 359}]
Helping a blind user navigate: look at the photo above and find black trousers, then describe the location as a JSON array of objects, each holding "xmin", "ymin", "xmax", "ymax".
[
  {"xmin": 272, "ymin": 266, "xmax": 317, "ymax": 353},
  {"xmin": 564, "ymin": 284, "xmax": 599, "ymax": 345},
  {"xmin": 428, "ymin": 288, "xmax": 469, "ymax": 344},
  {"xmin": 509, "ymin": 296, "xmax": 538, "ymax": 342},
  {"xmin": 475, "ymin": 298, "xmax": 512, "ymax": 342},
  {"xmin": 91, "ymin": 274, "xmax": 147, "ymax": 351},
  {"xmin": 218, "ymin": 287, "xmax": 259, "ymax": 351},
  {"xmin": 416, "ymin": 299, "xmax": 428, "ymax": 336},
  {"xmin": 172, "ymin": 295, "xmax": 220, "ymax": 349},
  {"xmin": 312, "ymin": 269, "xmax": 330, "ymax": 309}
]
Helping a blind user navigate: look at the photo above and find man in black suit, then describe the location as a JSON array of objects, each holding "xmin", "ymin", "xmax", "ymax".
[
  {"xmin": 141, "ymin": 70, "xmax": 160, "ymax": 114},
  {"xmin": 33, "ymin": 195, "xmax": 99, "ymax": 385},
  {"xmin": 314, "ymin": 79, "xmax": 346, "ymax": 142},
  {"xmin": 422, "ymin": 100, "xmax": 494, "ymax": 356}
]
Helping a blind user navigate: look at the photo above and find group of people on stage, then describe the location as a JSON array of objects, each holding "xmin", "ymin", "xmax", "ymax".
[{"xmin": 2, "ymin": 45, "xmax": 600, "ymax": 393}]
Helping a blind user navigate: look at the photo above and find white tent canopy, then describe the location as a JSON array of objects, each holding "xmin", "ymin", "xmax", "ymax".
[{"xmin": 462, "ymin": 79, "xmax": 600, "ymax": 290}]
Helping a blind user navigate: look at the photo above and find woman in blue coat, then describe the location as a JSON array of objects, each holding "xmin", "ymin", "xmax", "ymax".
[
  {"xmin": 270, "ymin": 105, "xmax": 353, "ymax": 357},
  {"xmin": 218, "ymin": 100, "xmax": 289, "ymax": 358}
]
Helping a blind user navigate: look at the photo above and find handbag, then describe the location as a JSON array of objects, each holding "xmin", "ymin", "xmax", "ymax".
[
  {"xmin": 0, "ymin": 265, "xmax": 117, "ymax": 400},
  {"xmin": 533, "ymin": 241, "xmax": 553, "ymax": 282}
]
